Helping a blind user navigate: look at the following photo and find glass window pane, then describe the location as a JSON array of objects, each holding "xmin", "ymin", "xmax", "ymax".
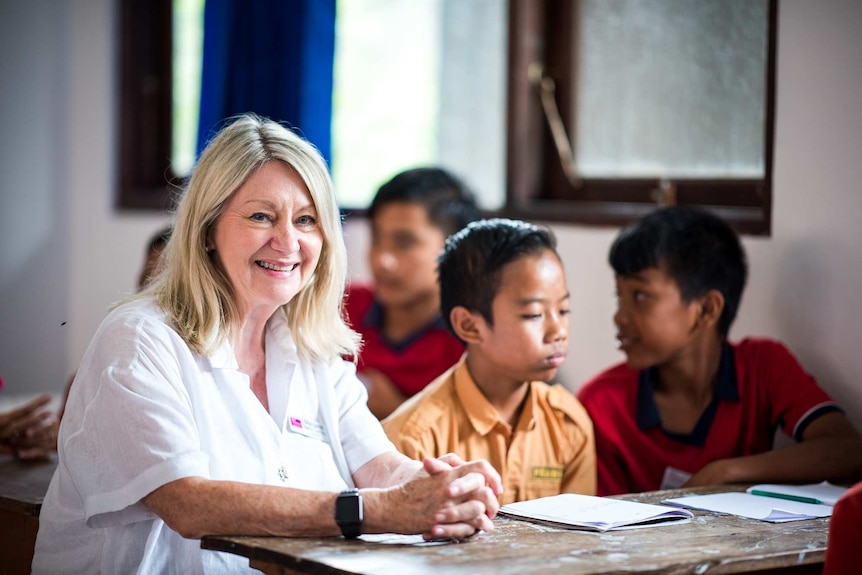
[
  {"xmin": 332, "ymin": 0, "xmax": 507, "ymax": 210},
  {"xmin": 332, "ymin": 0, "xmax": 442, "ymax": 209},
  {"xmin": 171, "ymin": 0, "xmax": 204, "ymax": 177},
  {"xmin": 573, "ymin": 0, "xmax": 768, "ymax": 178},
  {"xmin": 437, "ymin": 0, "xmax": 507, "ymax": 209}
]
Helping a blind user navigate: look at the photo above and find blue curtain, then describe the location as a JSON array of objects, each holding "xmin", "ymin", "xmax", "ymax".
[{"xmin": 196, "ymin": 0, "xmax": 336, "ymax": 164}]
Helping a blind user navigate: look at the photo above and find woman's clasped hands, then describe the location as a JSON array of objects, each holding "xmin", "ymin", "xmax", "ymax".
[{"xmin": 365, "ymin": 453, "xmax": 504, "ymax": 541}]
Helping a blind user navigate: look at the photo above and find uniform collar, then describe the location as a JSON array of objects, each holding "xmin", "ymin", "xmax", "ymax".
[
  {"xmin": 363, "ymin": 300, "xmax": 448, "ymax": 352},
  {"xmin": 636, "ymin": 342, "xmax": 739, "ymax": 441},
  {"xmin": 453, "ymin": 360, "xmax": 538, "ymax": 436}
]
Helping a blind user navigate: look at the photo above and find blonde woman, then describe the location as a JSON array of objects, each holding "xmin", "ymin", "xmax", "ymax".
[{"xmin": 34, "ymin": 115, "xmax": 502, "ymax": 574}]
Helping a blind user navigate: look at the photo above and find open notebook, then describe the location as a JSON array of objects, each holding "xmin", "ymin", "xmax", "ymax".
[
  {"xmin": 499, "ymin": 493, "xmax": 692, "ymax": 532},
  {"xmin": 663, "ymin": 482, "xmax": 848, "ymax": 523}
]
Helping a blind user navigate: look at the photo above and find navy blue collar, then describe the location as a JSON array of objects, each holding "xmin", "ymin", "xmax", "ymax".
[
  {"xmin": 636, "ymin": 342, "xmax": 739, "ymax": 446},
  {"xmin": 363, "ymin": 300, "xmax": 449, "ymax": 353}
]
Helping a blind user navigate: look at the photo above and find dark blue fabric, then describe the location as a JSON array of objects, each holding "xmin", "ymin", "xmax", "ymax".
[
  {"xmin": 794, "ymin": 404, "xmax": 843, "ymax": 441},
  {"xmin": 196, "ymin": 0, "xmax": 335, "ymax": 163}
]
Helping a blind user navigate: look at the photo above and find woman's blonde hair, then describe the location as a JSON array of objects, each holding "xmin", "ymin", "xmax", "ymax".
[{"xmin": 142, "ymin": 114, "xmax": 359, "ymax": 361}]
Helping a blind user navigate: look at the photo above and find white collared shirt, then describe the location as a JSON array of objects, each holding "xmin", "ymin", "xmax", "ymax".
[{"xmin": 33, "ymin": 298, "xmax": 393, "ymax": 574}]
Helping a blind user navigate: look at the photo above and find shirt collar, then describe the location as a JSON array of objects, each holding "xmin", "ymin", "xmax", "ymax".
[
  {"xmin": 208, "ymin": 309, "xmax": 299, "ymax": 370},
  {"xmin": 209, "ymin": 339, "xmax": 237, "ymax": 370},
  {"xmin": 453, "ymin": 360, "xmax": 538, "ymax": 436},
  {"xmin": 636, "ymin": 341, "xmax": 739, "ymax": 431},
  {"xmin": 363, "ymin": 299, "xmax": 449, "ymax": 352}
]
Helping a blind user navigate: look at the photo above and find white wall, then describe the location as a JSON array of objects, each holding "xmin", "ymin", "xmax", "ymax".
[
  {"xmin": 0, "ymin": 0, "xmax": 170, "ymax": 396},
  {"xmin": 0, "ymin": 0, "xmax": 71, "ymax": 393},
  {"xmin": 1, "ymin": 0, "xmax": 860, "ymax": 432}
]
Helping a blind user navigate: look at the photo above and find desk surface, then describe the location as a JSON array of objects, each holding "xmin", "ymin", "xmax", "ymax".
[
  {"xmin": 0, "ymin": 453, "xmax": 57, "ymax": 516},
  {"xmin": 202, "ymin": 487, "xmax": 828, "ymax": 575}
]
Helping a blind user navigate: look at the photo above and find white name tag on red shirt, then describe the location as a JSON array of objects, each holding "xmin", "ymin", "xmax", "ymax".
[{"xmin": 661, "ymin": 466, "xmax": 693, "ymax": 490}]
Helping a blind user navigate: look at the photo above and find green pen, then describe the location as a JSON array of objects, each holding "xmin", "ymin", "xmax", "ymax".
[{"xmin": 749, "ymin": 490, "xmax": 822, "ymax": 505}]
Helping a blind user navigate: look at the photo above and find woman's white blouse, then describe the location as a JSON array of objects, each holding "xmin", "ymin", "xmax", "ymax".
[{"xmin": 33, "ymin": 298, "xmax": 394, "ymax": 574}]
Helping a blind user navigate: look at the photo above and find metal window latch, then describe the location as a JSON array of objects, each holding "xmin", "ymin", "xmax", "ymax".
[{"xmin": 528, "ymin": 62, "xmax": 581, "ymax": 189}]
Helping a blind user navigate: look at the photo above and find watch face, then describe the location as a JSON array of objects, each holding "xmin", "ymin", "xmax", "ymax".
[{"xmin": 336, "ymin": 491, "xmax": 363, "ymax": 523}]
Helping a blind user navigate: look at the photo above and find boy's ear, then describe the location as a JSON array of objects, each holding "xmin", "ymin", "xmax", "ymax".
[
  {"xmin": 696, "ymin": 289, "xmax": 725, "ymax": 330},
  {"xmin": 449, "ymin": 306, "xmax": 484, "ymax": 345}
]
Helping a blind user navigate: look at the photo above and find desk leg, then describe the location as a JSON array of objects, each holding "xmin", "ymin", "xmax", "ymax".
[{"xmin": 0, "ymin": 509, "xmax": 38, "ymax": 575}]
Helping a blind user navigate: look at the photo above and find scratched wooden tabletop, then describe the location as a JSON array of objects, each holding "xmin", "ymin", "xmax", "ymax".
[{"xmin": 202, "ymin": 486, "xmax": 829, "ymax": 575}]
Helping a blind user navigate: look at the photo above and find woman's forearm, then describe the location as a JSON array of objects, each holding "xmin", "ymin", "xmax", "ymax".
[{"xmin": 143, "ymin": 477, "xmax": 341, "ymax": 539}]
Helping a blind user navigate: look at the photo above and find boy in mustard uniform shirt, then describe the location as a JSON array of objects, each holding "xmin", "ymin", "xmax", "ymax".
[{"xmin": 384, "ymin": 219, "xmax": 595, "ymax": 504}]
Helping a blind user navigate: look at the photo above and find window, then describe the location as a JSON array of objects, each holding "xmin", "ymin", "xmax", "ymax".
[
  {"xmin": 119, "ymin": 0, "xmax": 775, "ymax": 235},
  {"xmin": 507, "ymin": 0, "xmax": 776, "ymax": 234},
  {"xmin": 119, "ymin": 0, "xmax": 507, "ymax": 212}
]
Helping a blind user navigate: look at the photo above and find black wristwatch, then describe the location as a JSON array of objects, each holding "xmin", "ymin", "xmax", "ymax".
[{"xmin": 335, "ymin": 489, "xmax": 363, "ymax": 539}]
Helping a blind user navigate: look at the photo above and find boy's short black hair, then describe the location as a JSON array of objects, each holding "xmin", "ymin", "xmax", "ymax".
[
  {"xmin": 368, "ymin": 167, "xmax": 481, "ymax": 237},
  {"xmin": 438, "ymin": 218, "xmax": 558, "ymax": 336},
  {"xmin": 609, "ymin": 206, "xmax": 748, "ymax": 336}
]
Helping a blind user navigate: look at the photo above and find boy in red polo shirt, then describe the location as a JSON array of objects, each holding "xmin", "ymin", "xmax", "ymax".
[
  {"xmin": 577, "ymin": 206, "xmax": 862, "ymax": 495},
  {"xmin": 345, "ymin": 168, "xmax": 480, "ymax": 419}
]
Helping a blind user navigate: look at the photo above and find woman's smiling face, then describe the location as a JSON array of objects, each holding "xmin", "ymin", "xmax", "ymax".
[{"xmin": 210, "ymin": 161, "xmax": 323, "ymax": 320}]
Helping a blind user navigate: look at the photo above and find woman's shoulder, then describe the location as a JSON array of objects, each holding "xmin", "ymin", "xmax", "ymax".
[
  {"xmin": 72, "ymin": 297, "xmax": 198, "ymax": 388},
  {"xmin": 90, "ymin": 297, "xmax": 186, "ymax": 357},
  {"xmin": 100, "ymin": 297, "xmax": 169, "ymax": 333}
]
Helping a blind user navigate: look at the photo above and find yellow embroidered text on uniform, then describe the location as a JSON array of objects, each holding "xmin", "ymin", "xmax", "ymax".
[{"xmin": 530, "ymin": 466, "xmax": 563, "ymax": 480}]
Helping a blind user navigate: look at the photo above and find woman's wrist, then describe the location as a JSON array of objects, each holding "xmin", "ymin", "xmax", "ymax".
[{"xmin": 355, "ymin": 487, "xmax": 392, "ymax": 535}]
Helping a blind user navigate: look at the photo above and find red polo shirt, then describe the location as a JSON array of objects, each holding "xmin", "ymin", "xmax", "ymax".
[
  {"xmin": 577, "ymin": 338, "xmax": 841, "ymax": 496},
  {"xmin": 344, "ymin": 284, "xmax": 465, "ymax": 398}
]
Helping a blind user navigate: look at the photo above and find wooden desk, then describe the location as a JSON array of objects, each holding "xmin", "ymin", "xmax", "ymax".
[
  {"xmin": 202, "ymin": 487, "xmax": 827, "ymax": 575},
  {"xmin": 0, "ymin": 454, "xmax": 57, "ymax": 575}
]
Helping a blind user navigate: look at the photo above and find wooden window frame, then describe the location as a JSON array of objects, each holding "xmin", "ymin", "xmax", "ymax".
[
  {"xmin": 505, "ymin": 0, "xmax": 777, "ymax": 235},
  {"xmin": 119, "ymin": 0, "xmax": 777, "ymax": 232},
  {"xmin": 118, "ymin": 0, "xmax": 179, "ymax": 211}
]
